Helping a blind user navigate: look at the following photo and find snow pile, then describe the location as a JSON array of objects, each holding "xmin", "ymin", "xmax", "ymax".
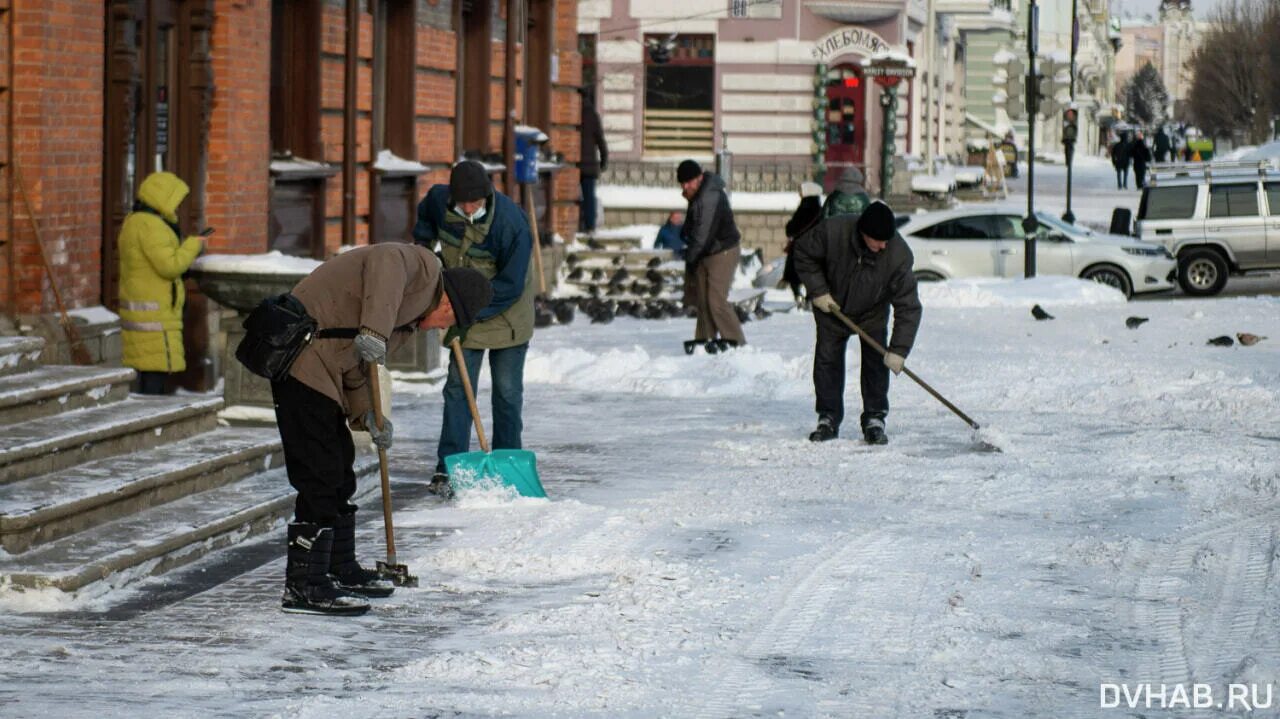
[{"xmin": 918, "ymin": 276, "xmax": 1127, "ymax": 308}]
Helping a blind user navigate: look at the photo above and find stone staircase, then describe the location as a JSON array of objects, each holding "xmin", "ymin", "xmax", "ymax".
[{"xmin": 0, "ymin": 336, "xmax": 377, "ymax": 594}]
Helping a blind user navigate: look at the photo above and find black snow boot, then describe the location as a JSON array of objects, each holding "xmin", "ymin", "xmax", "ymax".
[
  {"xmin": 808, "ymin": 417, "xmax": 838, "ymax": 442},
  {"xmin": 714, "ymin": 339, "xmax": 742, "ymax": 353},
  {"xmin": 282, "ymin": 522, "xmax": 370, "ymax": 616},
  {"xmin": 428, "ymin": 471, "xmax": 454, "ymax": 499},
  {"xmin": 862, "ymin": 418, "xmax": 889, "ymax": 445},
  {"xmin": 683, "ymin": 340, "xmax": 701, "ymax": 355},
  {"xmin": 329, "ymin": 513, "xmax": 395, "ymax": 598}
]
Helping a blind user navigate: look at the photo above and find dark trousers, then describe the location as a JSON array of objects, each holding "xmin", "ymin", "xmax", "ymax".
[
  {"xmin": 136, "ymin": 371, "xmax": 171, "ymax": 395},
  {"xmin": 437, "ymin": 343, "xmax": 528, "ymax": 474},
  {"xmin": 580, "ymin": 176, "xmax": 598, "ymax": 232},
  {"xmin": 1115, "ymin": 167, "xmax": 1129, "ymax": 189},
  {"xmin": 272, "ymin": 376, "xmax": 356, "ymax": 525},
  {"xmin": 1134, "ymin": 164, "xmax": 1147, "ymax": 189},
  {"xmin": 813, "ymin": 309, "xmax": 890, "ymax": 430}
]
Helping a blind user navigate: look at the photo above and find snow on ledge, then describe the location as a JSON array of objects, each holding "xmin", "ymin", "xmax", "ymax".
[
  {"xmin": 597, "ymin": 185, "xmax": 801, "ymax": 213},
  {"xmin": 192, "ymin": 251, "xmax": 322, "ymax": 275},
  {"xmin": 918, "ymin": 277, "xmax": 1128, "ymax": 308},
  {"xmin": 374, "ymin": 149, "xmax": 428, "ymax": 173},
  {"xmin": 67, "ymin": 306, "xmax": 120, "ymax": 325}
]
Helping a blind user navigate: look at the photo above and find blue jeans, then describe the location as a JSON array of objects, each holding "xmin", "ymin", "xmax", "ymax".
[
  {"xmin": 436, "ymin": 343, "xmax": 528, "ymax": 474},
  {"xmin": 580, "ymin": 176, "xmax": 598, "ymax": 232}
]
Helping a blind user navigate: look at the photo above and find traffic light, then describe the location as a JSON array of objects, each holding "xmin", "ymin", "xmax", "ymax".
[
  {"xmin": 1062, "ymin": 107, "xmax": 1078, "ymax": 144},
  {"xmin": 1036, "ymin": 57, "xmax": 1071, "ymax": 117},
  {"xmin": 993, "ymin": 53, "xmax": 1026, "ymax": 120}
]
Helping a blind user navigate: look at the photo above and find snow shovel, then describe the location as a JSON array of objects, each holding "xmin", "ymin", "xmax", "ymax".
[
  {"xmin": 830, "ymin": 308, "xmax": 1001, "ymax": 452},
  {"xmin": 366, "ymin": 363, "xmax": 419, "ymax": 587},
  {"xmin": 443, "ymin": 338, "xmax": 547, "ymax": 497}
]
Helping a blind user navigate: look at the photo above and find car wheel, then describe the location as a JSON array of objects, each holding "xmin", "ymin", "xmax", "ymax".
[
  {"xmin": 1177, "ymin": 247, "xmax": 1228, "ymax": 296},
  {"xmin": 1081, "ymin": 264, "xmax": 1133, "ymax": 299},
  {"xmin": 913, "ymin": 270, "xmax": 946, "ymax": 282}
]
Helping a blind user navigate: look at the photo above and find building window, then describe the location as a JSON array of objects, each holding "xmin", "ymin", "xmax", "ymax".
[
  {"xmin": 457, "ymin": 0, "xmax": 493, "ymax": 157},
  {"xmin": 729, "ymin": 0, "xmax": 782, "ymax": 19},
  {"xmin": 525, "ymin": 0, "xmax": 554, "ymax": 133},
  {"xmin": 643, "ymin": 34, "xmax": 715, "ymax": 157},
  {"xmin": 729, "ymin": 0, "xmax": 749, "ymax": 16}
]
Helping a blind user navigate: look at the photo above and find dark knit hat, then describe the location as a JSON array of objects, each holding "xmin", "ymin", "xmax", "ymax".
[
  {"xmin": 856, "ymin": 200, "xmax": 897, "ymax": 243},
  {"xmin": 449, "ymin": 160, "xmax": 491, "ymax": 204},
  {"xmin": 440, "ymin": 267, "xmax": 494, "ymax": 328},
  {"xmin": 676, "ymin": 159, "xmax": 702, "ymax": 184}
]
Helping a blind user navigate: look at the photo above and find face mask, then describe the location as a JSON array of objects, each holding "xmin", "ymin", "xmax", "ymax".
[{"xmin": 455, "ymin": 204, "xmax": 486, "ymax": 224}]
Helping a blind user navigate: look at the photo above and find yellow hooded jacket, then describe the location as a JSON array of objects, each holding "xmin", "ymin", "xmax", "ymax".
[{"xmin": 118, "ymin": 172, "xmax": 203, "ymax": 373}]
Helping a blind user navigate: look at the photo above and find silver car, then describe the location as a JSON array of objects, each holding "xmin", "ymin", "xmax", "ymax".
[
  {"xmin": 1135, "ymin": 161, "xmax": 1280, "ymax": 296},
  {"xmin": 899, "ymin": 207, "xmax": 1177, "ymax": 298}
]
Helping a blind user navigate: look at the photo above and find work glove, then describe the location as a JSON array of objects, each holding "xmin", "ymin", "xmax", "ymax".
[
  {"xmin": 443, "ymin": 325, "xmax": 469, "ymax": 347},
  {"xmin": 363, "ymin": 411, "xmax": 394, "ymax": 451},
  {"xmin": 811, "ymin": 294, "xmax": 840, "ymax": 314},
  {"xmin": 884, "ymin": 351, "xmax": 906, "ymax": 375},
  {"xmin": 354, "ymin": 328, "xmax": 387, "ymax": 364}
]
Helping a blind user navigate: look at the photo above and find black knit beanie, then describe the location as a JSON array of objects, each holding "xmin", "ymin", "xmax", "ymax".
[
  {"xmin": 676, "ymin": 159, "xmax": 702, "ymax": 184},
  {"xmin": 449, "ymin": 160, "xmax": 491, "ymax": 204},
  {"xmin": 856, "ymin": 200, "xmax": 897, "ymax": 243},
  {"xmin": 440, "ymin": 267, "xmax": 494, "ymax": 328}
]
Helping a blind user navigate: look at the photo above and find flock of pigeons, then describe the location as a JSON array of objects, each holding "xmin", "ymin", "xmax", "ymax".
[{"xmin": 1029, "ymin": 304, "xmax": 1266, "ymax": 347}]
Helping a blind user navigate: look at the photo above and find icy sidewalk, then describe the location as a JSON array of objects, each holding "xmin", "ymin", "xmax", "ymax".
[{"xmin": 3, "ymin": 279, "xmax": 1280, "ymax": 718}]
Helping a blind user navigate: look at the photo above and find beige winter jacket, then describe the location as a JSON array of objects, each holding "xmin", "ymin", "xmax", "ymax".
[{"xmin": 288, "ymin": 244, "xmax": 444, "ymax": 423}]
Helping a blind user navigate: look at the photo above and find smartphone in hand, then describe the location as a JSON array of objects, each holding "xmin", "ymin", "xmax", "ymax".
[{"xmin": 199, "ymin": 227, "xmax": 216, "ymax": 237}]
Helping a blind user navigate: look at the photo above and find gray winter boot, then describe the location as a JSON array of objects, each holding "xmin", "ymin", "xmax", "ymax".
[{"xmin": 282, "ymin": 522, "xmax": 370, "ymax": 616}]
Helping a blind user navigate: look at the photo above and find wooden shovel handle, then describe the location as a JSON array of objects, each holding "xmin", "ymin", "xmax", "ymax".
[
  {"xmin": 451, "ymin": 338, "xmax": 490, "ymax": 453},
  {"xmin": 366, "ymin": 362, "xmax": 397, "ymax": 564},
  {"xmin": 523, "ymin": 184, "xmax": 547, "ymax": 295}
]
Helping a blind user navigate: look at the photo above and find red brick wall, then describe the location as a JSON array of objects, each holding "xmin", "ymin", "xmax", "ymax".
[
  {"xmin": 205, "ymin": 0, "xmax": 271, "ymax": 256},
  {"xmin": 550, "ymin": 0, "xmax": 583, "ymax": 238},
  {"xmin": 9, "ymin": 1, "xmax": 105, "ymax": 315}
]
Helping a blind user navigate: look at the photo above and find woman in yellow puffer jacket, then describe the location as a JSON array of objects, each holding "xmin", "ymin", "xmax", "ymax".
[{"xmin": 118, "ymin": 172, "xmax": 204, "ymax": 394}]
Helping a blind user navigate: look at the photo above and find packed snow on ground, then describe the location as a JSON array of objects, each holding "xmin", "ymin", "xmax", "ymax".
[{"xmin": 3, "ymin": 278, "xmax": 1279, "ymax": 718}]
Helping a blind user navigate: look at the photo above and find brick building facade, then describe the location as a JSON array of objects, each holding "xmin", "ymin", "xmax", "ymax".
[{"xmin": 1, "ymin": 0, "xmax": 581, "ymax": 384}]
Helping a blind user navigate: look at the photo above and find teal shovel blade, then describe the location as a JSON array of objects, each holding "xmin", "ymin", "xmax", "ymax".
[{"xmin": 444, "ymin": 449, "xmax": 547, "ymax": 498}]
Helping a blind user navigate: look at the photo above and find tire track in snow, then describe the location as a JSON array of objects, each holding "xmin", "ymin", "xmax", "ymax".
[
  {"xmin": 1130, "ymin": 510, "xmax": 1279, "ymax": 688},
  {"xmin": 691, "ymin": 531, "xmax": 920, "ymax": 718}
]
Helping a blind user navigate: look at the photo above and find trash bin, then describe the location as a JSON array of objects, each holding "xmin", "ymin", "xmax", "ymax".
[
  {"xmin": 1109, "ymin": 207, "xmax": 1132, "ymax": 236},
  {"xmin": 514, "ymin": 125, "xmax": 545, "ymax": 185}
]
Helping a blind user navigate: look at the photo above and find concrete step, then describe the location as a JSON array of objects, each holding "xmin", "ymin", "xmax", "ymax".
[
  {"xmin": 0, "ymin": 428, "xmax": 283, "ymax": 553},
  {"xmin": 566, "ymin": 249, "xmax": 670, "ymax": 267},
  {"xmin": 0, "ymin": 453, "xmax": 380, "ymax": 593},
  {"xmin": 0, "ymin": 395, "xmax": 223, "ymax": 484},
  {"xmin": 0, "ymin": 365, "xmax": 135, "ymax": 426},
  {"xmin": 0, "ymin": 336, "xmax": 44, "ymax": 377}
]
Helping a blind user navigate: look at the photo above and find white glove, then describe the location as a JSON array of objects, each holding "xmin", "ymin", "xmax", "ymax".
[
  {"xmin": 884, "ymin": 352, "xmax": 905, "ymax": 375},
  {"xmin": 812, "ymin": 294, "xmax": 839, "ymax": 313},
  {"xmin": 354, "ymin": 329, "xmax": 387, "ymax": 364},
  {"xmin": 364, "ymin": 411, "xmax": 394, "ymax": 450}
]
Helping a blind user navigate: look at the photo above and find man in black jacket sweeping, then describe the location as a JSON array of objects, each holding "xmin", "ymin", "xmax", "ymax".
[{"xmin": 793, "ymin": 201, "xmax": 922, "ymax": 445}]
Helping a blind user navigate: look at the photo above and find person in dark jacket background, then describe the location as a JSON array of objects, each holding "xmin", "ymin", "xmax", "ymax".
[
  {"xmin": 414, "ymin": 161, "xmax": 535, "ymax": 496},
  {"xmin": 578, "ymin": 88, "xmax": 609, "ymax": 234},
  {"xmin": 794, "ymin": 201, "xmax": 922, "ymax": 445},
  {"xmin": 1153, "ymin": 127, "xmax": 1172, "ymax": 163},
  {"xmin": 677, "ymin": 159, "xmax": 745, "ymax": 354},
  {"xmin": 654, "ymin": 211, "xmax": 686, "ymax": 259},
  {"xmin": 821, "ymin": 168, "xmax": 871, "ymax": 219},
  {"xmin": 1131, "ymin": 130, "xmax": 1153, "ymax": 189},
  {"xmin": 782, "ymin": 181, "xmax": 823, "ymax": 305},
  {"xmin": 1111, "ymin": 133, "xmax": 1132, "ymax": 189},
  {"xmin": 276, "ymin": 244, "xmax": 492, "ymax": 616}
]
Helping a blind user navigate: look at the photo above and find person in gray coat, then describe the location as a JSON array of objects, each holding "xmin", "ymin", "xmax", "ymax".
[{"xmin": 793, "ymin": 201, "xmax": 922, "ymax": 445}]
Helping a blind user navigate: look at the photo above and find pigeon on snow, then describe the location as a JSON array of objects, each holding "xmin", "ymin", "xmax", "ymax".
[
  {"xmin": 1237, "ymin": 333, "xmax": 1266, "ymax": 346},
  {"xmin": 1125, "ymin": 316, "xmax": 1149, "ymax": 329},
  {"xmin": 1031, "ymin": 304, "xmax": 1054, "ymax": 321}
]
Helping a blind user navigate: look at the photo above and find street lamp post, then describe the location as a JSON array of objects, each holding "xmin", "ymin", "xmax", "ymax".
[
  {"xmin": 1063, "ymin": 0, "xmax": 1079, "ymax": 224},
  {"xmin": 1023, "ymin": 0, "xmax": 1039, "ymax": 279}
]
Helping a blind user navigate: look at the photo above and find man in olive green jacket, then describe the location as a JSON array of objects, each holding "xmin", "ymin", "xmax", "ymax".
[{"xmin": 413, "ymin": 161, "xmax": 535, "ymax": 493}]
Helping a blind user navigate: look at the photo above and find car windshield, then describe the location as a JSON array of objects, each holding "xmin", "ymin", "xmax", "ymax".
[{"xmin": 1035, "ymin": 212, "xmax": 1089, "ymax": 236}]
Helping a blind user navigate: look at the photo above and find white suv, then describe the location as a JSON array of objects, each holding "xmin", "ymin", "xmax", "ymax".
[{"xmin": 1134, "ymin": 161, "xmax": 1280, "ymax": 296}]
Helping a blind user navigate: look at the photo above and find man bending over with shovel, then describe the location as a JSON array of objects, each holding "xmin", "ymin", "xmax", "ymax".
[
  {"xmin": 414, "ymin": 160, "xmax": 536, "ymax": 497},
  {"xmin": 793, "ymin": 200, "xmax": 922, "ymax": 445},
  {"xmin": 276, "ymin": 244, "xmax": 491, "ymax": 616}
]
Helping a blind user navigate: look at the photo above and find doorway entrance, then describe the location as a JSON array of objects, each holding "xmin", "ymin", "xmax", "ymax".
[
  {"xmin": 822, "ymin": 63, "xmax": 867, "ymax": 190},
  {"xmin": 103, "ymin": 0, "xmax": 212, "ymax": 309}
]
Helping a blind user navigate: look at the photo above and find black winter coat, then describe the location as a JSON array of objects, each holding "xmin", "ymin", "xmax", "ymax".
[
  {"xmin": 793, "ymin": 214, "xmax": 923, "ymax": 356},
  {"xmin": 785, "ymin": 196, "xmax": 823, "ymax": 239},
  {"xmin": 682, "ymin": 172, "xmax": 741, "ymax": 267},
  {"xmin": 580, "ymin": 99, "xmax": 608, "ymax": 178}
]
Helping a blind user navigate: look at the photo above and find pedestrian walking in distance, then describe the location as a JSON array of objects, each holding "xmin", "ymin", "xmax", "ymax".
[
  {"xmin": 677, "ymin": 159, "xmax": 745, "ymax": 354},
  {"xmin": 578, "ymin": 87, "xmax": 608, "ymax": 234},
  {"xmin": 274, "ymin": 245, "xmax": 493, "ymax": 615},
  {"xmin": 793, "ymin": 201, "xmax": 922, "ymax": 445}
]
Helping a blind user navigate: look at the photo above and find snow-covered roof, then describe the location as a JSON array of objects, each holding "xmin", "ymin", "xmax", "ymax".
[
  {"xmin": 861, "ymin": 48, "xmax": 916, "ymax": 68},
  {"xmin": 373, "ymin": 149, "xmax": 428, "ymax": 173}
]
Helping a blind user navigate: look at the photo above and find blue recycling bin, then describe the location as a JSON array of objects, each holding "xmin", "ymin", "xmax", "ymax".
[{"xmin": 514, "ymin": 126, "xmax": 542, "ymax": 184}]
